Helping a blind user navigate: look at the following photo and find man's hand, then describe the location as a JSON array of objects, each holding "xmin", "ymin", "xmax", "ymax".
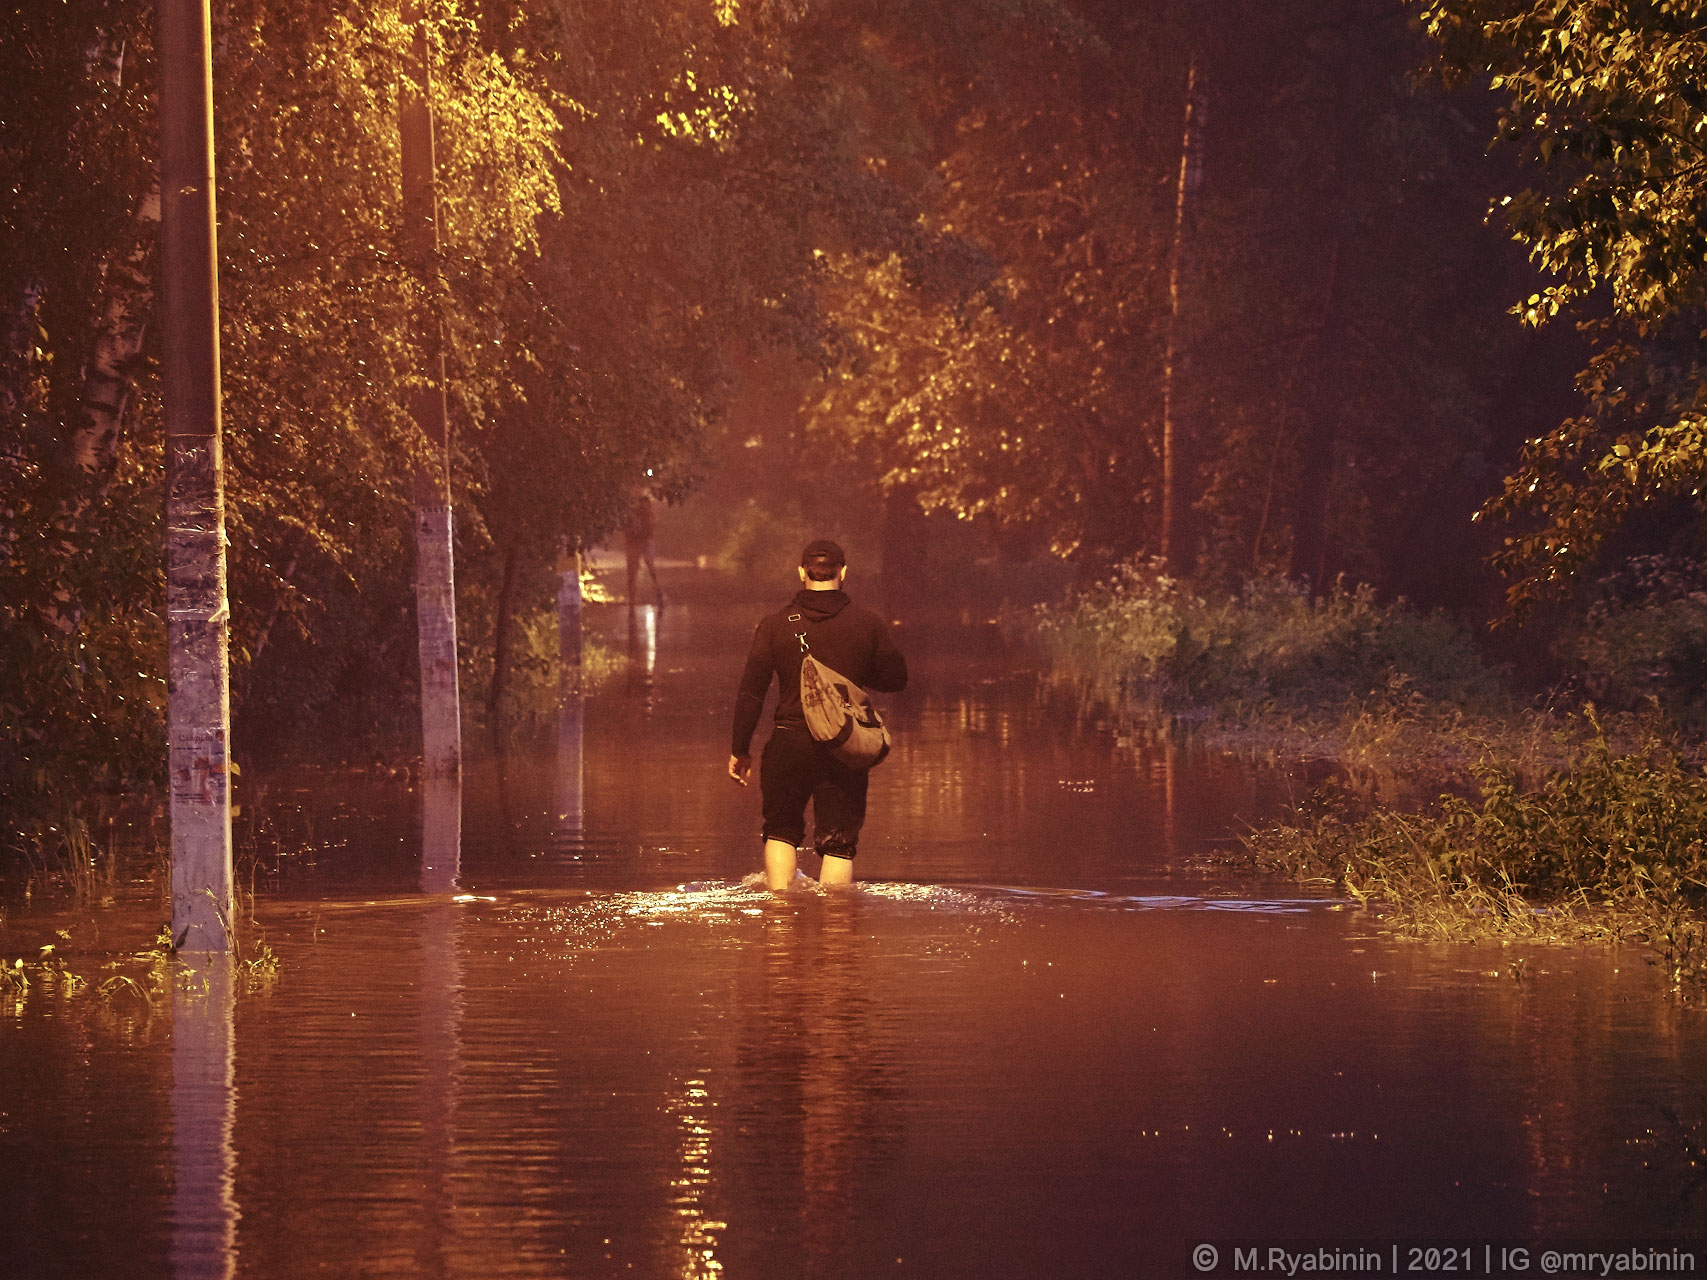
[{"xmin": 728, "ymin": 754, "xmax": 752, "ymax": 787}]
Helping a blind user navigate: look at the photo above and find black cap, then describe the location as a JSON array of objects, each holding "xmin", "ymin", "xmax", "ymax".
[{"xmin": 800, "ymin": 539, "xmax": 846, "ymax": 569}]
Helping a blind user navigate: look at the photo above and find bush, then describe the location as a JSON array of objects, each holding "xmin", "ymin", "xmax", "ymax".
[
  {"xmin": 1560, "ymin": 555, "xmax": 1707, "ymax": 720},
  {"xmin": 0, "ymin": 443, "xmax": 167, "ymax": 858},
  {"xmin": 1244, "ymin": 717, "xmax": 1707, "ymax": 990},
  {"xmin": 1029, "ymin": 559, "xmax": 1497, "ymax": 715},
  {"xmin": 717, "ymin": 499, "xmax": 820, "ymax": 582}
]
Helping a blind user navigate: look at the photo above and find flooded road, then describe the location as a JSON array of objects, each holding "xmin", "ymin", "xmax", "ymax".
[{"xmin": 3, "ymin": 604, "xmax": 1705, "ymax": 1278}]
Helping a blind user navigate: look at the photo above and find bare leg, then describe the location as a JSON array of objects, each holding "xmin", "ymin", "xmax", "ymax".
[
  {"xmin": 819, "ymin": 853, "xmax": 854, "ymax": 887},
  {"xmin": 764, "ymin": 838, "xmax": 799, "ymax": 891}
]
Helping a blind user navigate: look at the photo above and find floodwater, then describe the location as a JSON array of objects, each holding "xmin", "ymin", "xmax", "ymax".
[{"xmin": 3, "ymin": 603, "xmax": 1705, "ymax": 1280}]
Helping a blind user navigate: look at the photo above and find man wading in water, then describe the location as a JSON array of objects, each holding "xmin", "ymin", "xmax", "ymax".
[{"xmin": 728, "ymin": 540, "xmax": 908, "ymax": 889}]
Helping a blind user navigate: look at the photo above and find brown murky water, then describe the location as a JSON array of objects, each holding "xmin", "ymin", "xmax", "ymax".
[{"xmin": 3, "ymin": 604, "xmax": 1704, "ymax": 1279}]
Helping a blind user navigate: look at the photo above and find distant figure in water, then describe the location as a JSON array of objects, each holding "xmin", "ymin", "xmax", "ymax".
[
  {"xmin": 623, "ymin": 492, "xmax": 663, "ymax": 606},
  {"xmin": 728, "ymin": 539, "xmax": 908, "ymax": 889}
]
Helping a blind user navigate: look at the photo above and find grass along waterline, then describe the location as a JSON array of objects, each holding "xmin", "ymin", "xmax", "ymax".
[{"xmin": 1022, "ymin": 564, "xmax": 1707, "ymax": 993}]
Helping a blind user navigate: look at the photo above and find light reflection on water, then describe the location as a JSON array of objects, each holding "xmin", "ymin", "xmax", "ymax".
[
  {"xmin": 171, "ymin": 957, "xmax": 236, "ymax": 1280},
  {"xmin": 2, "ymin": 604, "xmax": 1706, "ymax": 1278},
  {"xmin": 6, "ymin": 876, "xmax": 1707, "ymax": 1277}
]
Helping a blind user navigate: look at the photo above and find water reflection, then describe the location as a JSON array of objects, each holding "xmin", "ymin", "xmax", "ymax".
[
  {"xmin": 9, "ymin": 866, "xmax": 1706, "ymax": 1275},
  {"xmin": 1163, "ymin": 730, "xmax": 1178, "ymax": 856},
  {"xmin": 627, "ymin": 602, "xmax": 658, "ymax": 700},
  {"xmin": 415, "ymin": 902, "xmax": 464, "ymax": 1275},
  {"xmin": 11, "ymin": 605, "xmax": 1705, "ymax": 1276},
  {"xmin": 556, "ymin": 691, "xmax": 584, "ymax": 844},
  {"xmin": 728, "ymin": 898, "xmax": 899, "ymax": 1276},
  {"xmin": 172, "ymin": 956, "xmax": 238, "ymax": 1280},
  {"xmin": 663, "ymin": 1076, "xmax": 725, "ymax": 1277},
  {"xmin": 551, "ymin": 552, "xmax": 589, "ymax": 860}
]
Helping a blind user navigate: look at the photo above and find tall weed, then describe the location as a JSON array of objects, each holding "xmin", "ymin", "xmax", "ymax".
[
  {"xmin": 1560, "ymin": 556, "xmax": 1707, "ymax": 723},
  {"xmin": 1029, "ymin": 559, "xmax": 1497, "ymax": 715},
  {"xmin": 1246, "ymin": 716, "xmax": 1707, "ymax": 991}
]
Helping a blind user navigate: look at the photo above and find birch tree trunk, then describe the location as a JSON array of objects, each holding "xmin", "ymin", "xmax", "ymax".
[
  {"xmin": 8, "ymin": 36, "xmax": 152, "ymax": 567},
  {"xmin": 160, "ymin": 0, "xmax": 233, "ymax": 953},
  {"xmin": 58, "ymin": 32, "xmax": 152, "ymax": 543},
  {"xmin": 399, "ymin": 11, "xmax": 462, "ymax": 787},
  {"xmin": 1160, "ymin": 55, "xmax": 1207, "ymax": 578},
  {"xmin": 71, "ymin": 184, "xmax": 161, "ymax": 495}
]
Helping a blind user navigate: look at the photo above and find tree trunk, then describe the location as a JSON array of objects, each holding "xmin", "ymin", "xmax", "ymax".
[
  {"xmin": 400, "ymin": 9, "xmax": 462, "ymax": 790},
  {"xmin": 160, "ymin": 0, "xmax": 233, "ymax": 953},
  {"xmin": 234, "ymin": 540, "xmax": 299, "ymax": 707},
  {"xmin": 1287, "ymin": 414, "xmax": 1338, "ymax": 593},
  {"xmin": 37, "ymin": 183, "xmax": 163, "ymax": 635},
  {"xmin": 880, "ymin": 488, "xmax": 929, "ymax": 617},
  {"xmin": 0, "ymin": 277, "xmax": 42, "ymax": 432},
  {"xmin": 71, "ymin": 184, "xmax": 160, "ymax": 498},
  {"xmin": 1160, "ymin": 55, "xmax": 1207, "ymax": 578},
  {"xmin": 0, "ymin": 277, "xmax": 43, "ymax": 561},
  {"xmin": 6, "ymin": 28, "xmax": 136, "ymax": 567},
  {"xmin": 83, "ymin": 28, "xmax": 126, "ymax": 84},
  {"xmin": 55, "ymin": 31, "xmax": 150, "ymax": 551},
  {"xmin": 1287, "ymin": 241, "xmax": 1343, "ymax": 596},
  {"xmin": 487, "ymin": 537, "xmax": 520, "ymax": 733}
]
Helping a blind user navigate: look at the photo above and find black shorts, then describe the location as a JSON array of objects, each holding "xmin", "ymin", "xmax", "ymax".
[{"xmin": 760, "ymin": 727, "xmax": 869, "ymax": 859}]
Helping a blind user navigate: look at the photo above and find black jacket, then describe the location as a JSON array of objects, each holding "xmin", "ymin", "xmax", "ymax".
[{"xmin": 731, "ymin": 589, "xmax": 908, "ymax": 754}]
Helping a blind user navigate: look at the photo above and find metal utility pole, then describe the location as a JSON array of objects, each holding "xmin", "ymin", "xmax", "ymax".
[
  {"xmin": 400, "ymin": 8, "xmax": 460, "ymax": 782},
  {"xmin": 399, "ymin": 7, "xmax": 462, "ymax": 889},
  {"xmin": 1161, "ymin": 55, "xmax": 1207, "ymax": 579},
  {"xmin": 160, "ymin": 0, "xmax": 234, "ymax": 950}
]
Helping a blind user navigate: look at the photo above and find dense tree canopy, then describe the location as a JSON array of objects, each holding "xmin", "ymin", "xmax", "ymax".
[
  {"xmin": 806, "ymin": 9, "xmax": 1173, "ymax": 565},
  {"xmin": 805, "ymin": 0, "xmax": 1538, "ymax": 595},
  {"xmin": 1422, "ymin": 0, "xmax": 1707, "ymax": 607},
  {"xmin": 2, "ymin": 0, "xmax": 1647, "ymax": 839},
  {"xmin": 0, "ymin": 0, "xmax": 1082, "ymax": 826},
  {"xmin": 0, "ymin": 0, "xmax": 726, "ymax": 819}
]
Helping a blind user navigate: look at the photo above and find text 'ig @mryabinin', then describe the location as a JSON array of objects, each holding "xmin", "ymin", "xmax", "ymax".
[{"xmin": 1192, "ymin": 1242, "xmax": 1700, "ymax": 1275}]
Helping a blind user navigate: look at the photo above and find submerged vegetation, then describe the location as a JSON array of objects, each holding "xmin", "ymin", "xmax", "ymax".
[
  {"xmin": 2, "ymin": 915, "xmax": 280, "ymax": 1019},
  {"xmin": 1026, "ymin": 563, "xmax": 1707, "ymax": 994},
  {"xmin": 1242, "ymin": 726, "xmax": 1707, "ymax": 993},
  {"xmin": 1023, "ymin": 561, "xmax": 1533, "ymax": 787},
  {"xmin": 1029, "ymin": 560, "xmax": 1497, "ymax": 718}
]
